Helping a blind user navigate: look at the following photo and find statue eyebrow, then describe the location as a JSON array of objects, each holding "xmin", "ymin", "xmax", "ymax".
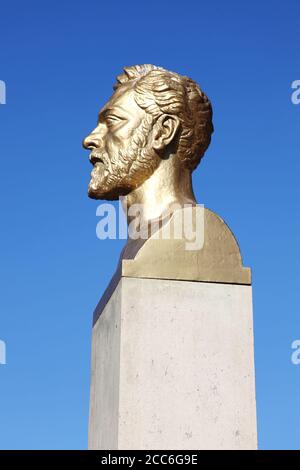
[{"xmin": 98, "ymin": 106, "xmax": 128, "ymax": 121}]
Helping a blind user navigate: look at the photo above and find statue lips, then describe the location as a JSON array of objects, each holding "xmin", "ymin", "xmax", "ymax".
[
  {"xmin": 89, "ymin": 153, "xmax": 106, "ymax": 167},
  {"xmin": 89, "ymin": 152, "xmax": 109, "ymax": 189}
]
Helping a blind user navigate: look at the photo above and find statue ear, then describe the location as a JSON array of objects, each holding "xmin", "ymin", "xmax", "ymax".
[{"xmin": 152, "ymin": 115, "xmax": 180, "ymax": 151}]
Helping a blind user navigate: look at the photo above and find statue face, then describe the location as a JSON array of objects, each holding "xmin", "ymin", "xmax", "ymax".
[{"xmin": 83, "ymin": 85, "xmax": 160, "ymax": 200}]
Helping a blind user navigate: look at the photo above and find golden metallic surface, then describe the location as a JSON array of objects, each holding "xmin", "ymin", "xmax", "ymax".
[
  {"xmin": 121, "ymin": 206, "xmax": 251, "ymax": 285},
  {"xmin": 93, "ymin": 206, "xmax": 251, "ymax": 324},
  {"xmin": 83, "ymin": 64, "xmax": 251, "ymax": 316},
  {"xmin": 83, "ymin": 64, "xmax": 213, "ymax": 223}
]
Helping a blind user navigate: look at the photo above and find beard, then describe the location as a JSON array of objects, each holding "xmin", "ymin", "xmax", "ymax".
[{"xmin": 88, "ymin": 115, "xmax": 161, "ymax": 200}]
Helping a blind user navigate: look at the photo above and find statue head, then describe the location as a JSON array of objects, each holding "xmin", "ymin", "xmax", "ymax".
[{"xmin": 83, "ymin": 64, "xmax": 213, "ymax": 201}]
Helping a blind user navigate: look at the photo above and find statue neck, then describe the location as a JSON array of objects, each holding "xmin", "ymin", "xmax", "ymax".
[{"xmin": 123, "ymin": 158, "xmax": 197, "ymax": 225}]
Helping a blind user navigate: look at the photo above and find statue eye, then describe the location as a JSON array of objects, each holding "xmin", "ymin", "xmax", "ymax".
[{"xmin": 106, "ymin": 115, "xmax": 122, "ymax": 127}]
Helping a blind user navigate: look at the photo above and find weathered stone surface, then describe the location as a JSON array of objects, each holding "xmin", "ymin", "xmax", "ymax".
[{"xmin": 89, "ymin": 277, "xmax": 257, "ymax": 450}]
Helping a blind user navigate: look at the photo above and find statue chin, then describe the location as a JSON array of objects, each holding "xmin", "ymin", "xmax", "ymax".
[{"xmin": 88, "ymin": 181, "xmax": 132, "ymax": 201}]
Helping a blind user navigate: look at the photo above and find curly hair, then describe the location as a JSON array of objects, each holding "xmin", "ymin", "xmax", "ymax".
[{"xmin": 114, "ymin": 64, "xmax": 214, "ymax": 171}]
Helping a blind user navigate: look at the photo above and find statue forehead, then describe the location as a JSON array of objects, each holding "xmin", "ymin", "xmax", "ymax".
[{"xmin": 100, "ymin": 83, "xmax": 143, "ymax": 118}]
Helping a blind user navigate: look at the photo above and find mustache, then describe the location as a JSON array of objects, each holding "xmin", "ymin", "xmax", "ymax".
[{"xmin": 89, "ymin": 150, "xmax": 110, "ymax": 168}]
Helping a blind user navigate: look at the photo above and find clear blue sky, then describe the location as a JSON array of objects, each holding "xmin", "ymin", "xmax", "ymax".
[{"xmin": 0, "ymin": 0, "xmax": 299, "ymax": 450}]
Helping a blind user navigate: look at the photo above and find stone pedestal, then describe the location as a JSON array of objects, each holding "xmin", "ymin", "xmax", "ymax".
[{"xmin": 88, "ymin": 207, "xmax": 257, "ymax": 450}]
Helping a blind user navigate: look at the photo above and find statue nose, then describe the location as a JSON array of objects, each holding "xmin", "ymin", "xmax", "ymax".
[{"xmin": 83, "ymin": 133, "xmax": 99, "ymax": 150}]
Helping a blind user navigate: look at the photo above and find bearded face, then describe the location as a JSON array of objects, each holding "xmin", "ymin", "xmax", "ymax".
[{"xmin": 83, "ymin": 85, "xmax": 161, "ymax": 200}]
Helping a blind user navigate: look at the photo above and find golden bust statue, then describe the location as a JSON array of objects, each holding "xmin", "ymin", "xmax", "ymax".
[
  {"xmin": 83, "ymin": 64, "xmax": 213, "ymax": 223},
  {"xmin": 83, "ymin": 65, "xmax": 251, "ymax": 301}
]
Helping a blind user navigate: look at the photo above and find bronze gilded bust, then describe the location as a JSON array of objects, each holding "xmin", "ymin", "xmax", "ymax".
[
  {"xmin": 83, "ymin": 65, "xmax": 250, "ymax": 304},
  {"xmin": 83, "ymin": 64, "xmax": 213, "ymax": 223}
]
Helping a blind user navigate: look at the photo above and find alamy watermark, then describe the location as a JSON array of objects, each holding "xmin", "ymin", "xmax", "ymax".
[
  {"xmin": 0, "ymin": 80, "xmax": 6, "ymax": 105},
  {"xmin": 95, "ymin": 199, "xmax": 205, "ymax": 251},
  {"xmin": 291, "ymin": 340, "xmax": 300, "ymax": 365},
  {"xmin": 0, "ymin": 339, "xmax": 6, "ymax": 365},
  {"xmin": 291, "ymin": 80, "xmax": 300, "ymax": 105}
]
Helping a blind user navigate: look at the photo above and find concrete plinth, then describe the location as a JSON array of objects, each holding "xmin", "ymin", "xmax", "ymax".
[{"xmin": 88, "ymin": 276, "xmax": 257, "ymax": 450}]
